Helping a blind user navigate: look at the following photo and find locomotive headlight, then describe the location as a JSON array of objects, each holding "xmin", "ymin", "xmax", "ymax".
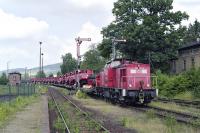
[
  {"xmin": 147, "ymin": 84, "xmax": 150, "ymax": 87},
  {"xmin": 129, "ymin": 84, "xmax": 132, "ymax": 87}
]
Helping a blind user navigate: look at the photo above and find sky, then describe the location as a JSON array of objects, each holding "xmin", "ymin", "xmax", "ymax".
[{"xmin": 0, "ymin": 0, "xmax": 199, "ymax": 71}]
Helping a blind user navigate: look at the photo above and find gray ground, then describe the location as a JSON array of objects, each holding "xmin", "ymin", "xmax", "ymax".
[{"xmin": 0, "ymin": 95, "xmax": 50, "ymax": 133}]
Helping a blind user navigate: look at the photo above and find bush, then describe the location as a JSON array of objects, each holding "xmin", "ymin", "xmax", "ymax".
[
  {"xmin": 156, "ymin": 68, "xmax": 200, "ymax": 99},
  {"xmin": 156, "ymin": 71, "xmax": 190, "ymax": 98}
]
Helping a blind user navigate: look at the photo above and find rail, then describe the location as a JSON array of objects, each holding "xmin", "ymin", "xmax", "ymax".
[
  {"xmin": 49, "ymin": 89, "xmax": 71, "ymax": 133},
  {"xmin": 54, "ymin": 88, "xmax": 110, "ymax": 133}
]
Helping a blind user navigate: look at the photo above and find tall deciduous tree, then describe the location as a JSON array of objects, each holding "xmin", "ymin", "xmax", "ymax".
[
  {"xmin": 81, "ymin": 45, "xmax": 106, "ymax": 73},
  {"xmin": 183, "ymin": 19, "xmax": 200, "ymax": 44},
  {"xmin": 60, "ymin": 53, "xmax": 77, "ymax": 74},
  {"xmin": 98, "ymin": 0, "xmax": 188, "ymax": 72}
]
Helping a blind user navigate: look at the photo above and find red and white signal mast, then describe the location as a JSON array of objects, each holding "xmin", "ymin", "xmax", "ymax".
[{"xmin": 75, "ymin": 37, "xmax": 91, "ymax": 89}]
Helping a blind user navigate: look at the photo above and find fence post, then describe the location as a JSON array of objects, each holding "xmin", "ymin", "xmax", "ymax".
[
  {"xmin": 8, "ymin": 84, "xmax": 11, "ymax": 102},
  {"xmin": 28, "ymin": 83, "xmax": 29, "ymax": 96}
]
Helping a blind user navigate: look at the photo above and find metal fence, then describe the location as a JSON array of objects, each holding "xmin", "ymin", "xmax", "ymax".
[{"xmin": 0, "ymin": 83, "xmax": 36, "ymax": 102}]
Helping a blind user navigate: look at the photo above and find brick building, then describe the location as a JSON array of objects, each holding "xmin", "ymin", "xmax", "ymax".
[
  {"xmin": 171, "ymin": 41, "xmax": 200, "ymax": 73},
  {"xmin": 8, "ymin": 72, "xmax": 21, "ymax": 86}
]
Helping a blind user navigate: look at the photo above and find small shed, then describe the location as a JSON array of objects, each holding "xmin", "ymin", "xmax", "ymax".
[{"xmin": 8, "ymin": 72, "xmax": 21, "ymax": 86}]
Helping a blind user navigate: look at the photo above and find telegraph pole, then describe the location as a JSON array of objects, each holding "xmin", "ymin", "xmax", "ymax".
[
  {"xmin": 39, "ymin": 42, "xmax": 42, "ymax": 78},
  {"xmin": 7, "ymin": 61, "xmax": 10, "ymax": 78},
  {"xmin": 25, "ymin": 67, "xmax": 27, "ymax": 81},
  {"xmin": 75, "ymin": 37, "xmax": 91, "ymax": 89},
  {"xmin": 112, "ymin": 38, "xmax": 126, "ymax": 60},
  {"xmin": 41, "ymin": 53, "xmax": 44, "ymax": 74}
]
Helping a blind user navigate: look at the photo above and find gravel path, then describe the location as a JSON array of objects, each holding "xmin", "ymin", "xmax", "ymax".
[{"xmin": 0, "ymin": 95, "xmax": 50, "ymax": 133}]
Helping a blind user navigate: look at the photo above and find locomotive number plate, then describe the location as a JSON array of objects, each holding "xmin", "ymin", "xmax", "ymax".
[{"xmin": 131, "ymin": 69, "xmax": 147, "ymax": 74}]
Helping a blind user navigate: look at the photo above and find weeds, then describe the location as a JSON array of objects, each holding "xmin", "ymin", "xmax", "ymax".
[
  {"xmin": 146, "ymin": 109, "xmax": 156, "ymax": 119},
  {"xmin": 53, "ymin": 117, "xmax": 66, "ymax": 131},
  {"xmin": 0, "ymin": 95, "xmax": 38, "ymax": 127},
  {"xmin": 121, "ymin": 117, "xmax": 129, "ymax": 127},
  {"xmin": 76, "ymin": 90, "xmax": 87, "ymax": 99},
  {"xmin": 164, "ymin": 115, "xmax": 177, "ymax": 133}
]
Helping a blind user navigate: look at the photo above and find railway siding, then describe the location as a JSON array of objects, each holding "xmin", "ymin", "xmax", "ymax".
[
  {"xmin": 55, "ymin": 86, "xmax": 199, "ymax": 133},
  {"xmin": 48, "ymin": 87, "xmax": 110, "ymax": 133}
]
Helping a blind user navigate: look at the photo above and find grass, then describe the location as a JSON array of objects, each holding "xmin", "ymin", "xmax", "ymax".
[
  {"xmin": 0, "ymin": 84, "xmax": 46, "ymax": 127},
  {"xmin": 50, "ymin": 88, "xmax": 103, "ymax": 133},
  {"xmin": 149, "ymin": 101, "xmax": 200, "ymax": 117},
  {"xmin": 0, "ymin": 95, "xmax": 39, "ymax": 127},
  {"xmin": 76, "ymin": 90, "xmax": 87, "ymax": 99},
  {"xmin": 72, "ymin": 95, "xmax": 199, "ymax": 133},
  {"xmin": 36, "ymin": 85, "xmax": 48, "ymax": 94},
  {"xmin": 173, "ymin": 91, "xmax": 199, "ymax": 101}
]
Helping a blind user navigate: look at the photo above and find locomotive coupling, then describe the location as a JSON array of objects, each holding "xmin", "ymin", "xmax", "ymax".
[{"xmin": 139, "ymin": 89, "xmax": 144, "ymax": 104}]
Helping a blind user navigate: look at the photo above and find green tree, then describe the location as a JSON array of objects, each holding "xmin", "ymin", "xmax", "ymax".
[
  {"xmin": 98, "ymin": 0, "xmax": 188, "ymax": 72},
  {"xmin": 183, "ymin": 19, "xmax": 200, "ymax": 44},
  {"xmin": 0, "ymin": 73, "xmax": 9, "ymax": 85},
  {"xmin": 60, "ymin": 53, "xmax": 77, "ymax": 74},
  {"xmin": 81, "ymin": 45, "xmax": 106, "ymax": 73},
  {"xmin": 35, "ymin": 71, "xmax": 46, "ymax": 78},
  {"xmin": 48, "ymin": 73, "xmax": 54, "ymax": 77},
  {"xmin": 57, "ymin": 71, "xmax": 62, "ymax": 76}
]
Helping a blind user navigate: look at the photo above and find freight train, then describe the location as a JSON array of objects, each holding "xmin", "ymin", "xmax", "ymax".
[{"xmin": 31, "ymin": 59, "xmax": 158, "ymax": 104}]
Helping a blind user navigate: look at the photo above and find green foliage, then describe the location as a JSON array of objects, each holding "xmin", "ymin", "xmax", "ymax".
[
  {"xmin": 0, "ymin": 73, "xmax": 8, "ymax": 85},
  {"xmin": 57, "ymin": 71, "xmax": 62, "ymax": 76},
  {"xmin": 48, "ymin": 73, "xmax": 54, "ymax": 77},
  {"xmin": 164, "ymin": 115, "xmax": 177, "ymax": 133},
  {"xmin": 121, "ymin": 117, "xmax": 129, "ymax": 127},
  {"xmin": 0, "ymin": 95, "xmax": 38, "ymax": 127},
  {"xmin": 81, "ymin": 44, "xmax": 106, "ymax": 73},
  {"xmin": 156, "ymin": 71, "xmax": 190, "ymax": 98},
  {"xmin": 98, "ymin": 0, "xmax": 189, "ymax": 72},
  {"xmin": 60, "ymin": 53, "xmax": 77, "ymax": 74},
  {"xmin": 76, "ymin": 90, "xmax": 87, "ymax": 99},
  {"xmin": 146, "ymin": 109, "xmax": 156, "ymax": 119},
  {"xmin": 35, "ymin": 71, "xmax": 46, "ymax": 78},
  {"xmin": 53, "ymin": 117, "xmax": 66, "ymax": 131},
  {"xmin": 183, "ymin": 19, "xmax": 200, "ymax": 44},
  {"xmin": 157, "ymin": 68, "xmax": 200, "ymax": 98},
  {"xmin": 37, "ymin": 85, "xmax": 48, "ymax": 94}
]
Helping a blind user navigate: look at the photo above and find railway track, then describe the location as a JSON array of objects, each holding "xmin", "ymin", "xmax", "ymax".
[
  {"xmin": 49, "ymin": 87, "xmax": 110, "ymax": 133},
  {"xmin": 50, "ymin": 86, "xmax": 200, "ymax": 128},
  {"xmin": 49, "ymin": 89, "xmax": 70, "ymax": 133},
  {"xmin": 132, "ymin": 105, "xmax": 200, "ymax": 126},
  {"xmin": 155, "ymin": 97, "xmax": 200, "ymax": 109}
]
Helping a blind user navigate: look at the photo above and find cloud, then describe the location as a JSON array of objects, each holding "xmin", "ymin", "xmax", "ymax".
[
  {"xmin": 67, "ymin": 0, "xmax": 116, "ymax": 9},
  {"xmin": 173, "ymin": 0, "xmax": 200, "ymax": 25},
  {"xmin": 0, "ymin": 8, "xmax": 49, "ymax": 39},
  {"xmin": 75, "ymin": 21, "xmax": 103, "ymax": 56}
]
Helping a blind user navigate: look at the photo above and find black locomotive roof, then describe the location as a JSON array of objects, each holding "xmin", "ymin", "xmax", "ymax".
[
  {"xmin": 178, "ymin": 41, "xmax": 200, "ymax": 51},
  {"xmin": 9, "ymin": 72, "xmax": 21, "ymax": 75},
  {"xmin": 106, "ymin": 58, "xmax": 135, "ymax": 64}
]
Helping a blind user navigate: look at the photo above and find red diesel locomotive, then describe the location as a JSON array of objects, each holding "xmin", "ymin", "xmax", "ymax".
[
  {"xmin": 31, "ymin": 59, "xmax": 157, "ymax": 104},
  {"xmin": 95, "ymin": 59, "xmax": 157, "ymax": 103}
]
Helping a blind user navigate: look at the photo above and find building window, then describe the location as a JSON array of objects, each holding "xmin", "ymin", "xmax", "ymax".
[
  {"xmin": 173, "ymin": 61, "xmax": 176, "ymax": 73},
  {"xmin": 183, "ymin": 60, "xmax": 186, "ymax": 71},
  {"xmin": 191, "ymin": 57, "xmax": 195, "ymax": 67}
]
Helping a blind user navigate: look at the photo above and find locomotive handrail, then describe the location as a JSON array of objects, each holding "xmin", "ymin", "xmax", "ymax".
[{"xmin": 120, "ymin": 76, "xmax": 157, "ymax": 88}]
